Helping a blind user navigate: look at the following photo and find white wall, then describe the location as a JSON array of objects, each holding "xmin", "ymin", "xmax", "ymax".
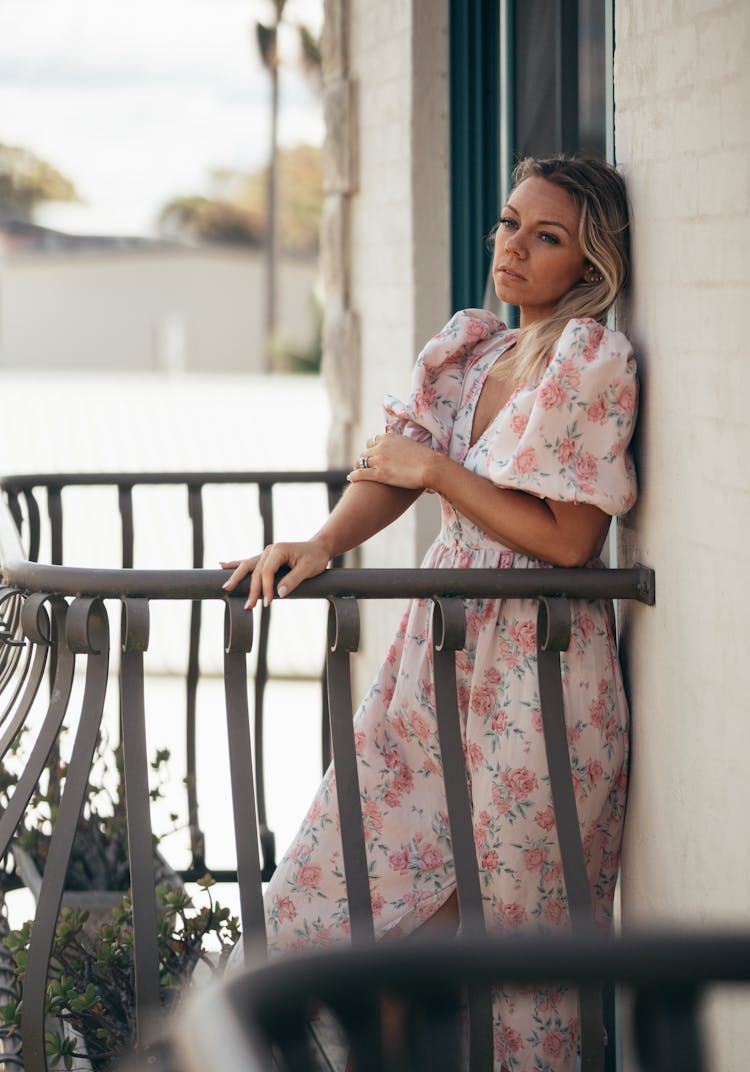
[
  {"xmin": 347, "ymin": 0, "xmax": 451, "ymax": 696},
  {"xmin": 615, "ymin": 1, "xmax": 750, "ymax": 1066},
  {"xmin": 0, "ymin": 247, "xmax": 318, "ymax": 373}
]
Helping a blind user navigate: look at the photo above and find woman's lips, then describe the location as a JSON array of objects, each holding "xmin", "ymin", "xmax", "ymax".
[{"xmin": 496, "ymin": 265, "xmax": 526, "ymax": 282}]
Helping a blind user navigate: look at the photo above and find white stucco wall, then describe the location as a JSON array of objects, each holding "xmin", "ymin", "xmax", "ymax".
[
  {"xmin": 0, "ymin": 247, "xmax": 318, "ymax": 373},
  {"xmin": 615, "ymin": 0, "xmax": 750, "ymax": 1066},
  {"xmin": 348, "ymin": 0, "xmax": 450, "ymax": 695}
]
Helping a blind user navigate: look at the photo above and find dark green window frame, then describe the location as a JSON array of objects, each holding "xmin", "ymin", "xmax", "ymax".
[{"xmin": 449, "ymin": 0, "xmax": 614, "ymax": 317}]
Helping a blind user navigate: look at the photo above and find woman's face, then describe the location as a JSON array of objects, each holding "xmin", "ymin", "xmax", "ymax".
[{"xmin": 493, "ymin": 176, "xmax": 587, "ymax": 328}]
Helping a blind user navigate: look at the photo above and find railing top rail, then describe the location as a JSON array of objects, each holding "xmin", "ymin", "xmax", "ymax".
[
  {"xmin": 221, "ymin": 928, "xmax": 750, "ymax": 998},
  {"xmin": 0, "ymin": 561, "xmax": 656, "ymax": 604},
  {"xmin": 0, "ymin": 470, "xmax": 350, "ymax": 491}
]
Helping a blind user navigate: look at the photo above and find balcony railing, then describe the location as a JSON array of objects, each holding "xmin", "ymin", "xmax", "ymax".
[
  {"xmin": 0, "ymin": 470, "xmax": 349, "ymax": 888},
  {"xmin": 7, "ymin": 472, "xmax": 741, "ymax": 1072}
]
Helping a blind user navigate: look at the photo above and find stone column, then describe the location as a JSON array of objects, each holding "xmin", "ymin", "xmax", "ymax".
[{"xmin": 320, "ymin": 0, "xmax": 359, "ymax": 468}]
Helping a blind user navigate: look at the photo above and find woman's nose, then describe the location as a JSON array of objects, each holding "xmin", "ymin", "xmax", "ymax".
[{"xmin": 506, "ymin": 232, "xmax": 526, "ymax": 257}]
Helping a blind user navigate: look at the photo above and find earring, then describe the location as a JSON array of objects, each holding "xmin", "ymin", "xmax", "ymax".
[{"xmin": 585, "ymin": 267, "xmax": 603, "ymax": 284}]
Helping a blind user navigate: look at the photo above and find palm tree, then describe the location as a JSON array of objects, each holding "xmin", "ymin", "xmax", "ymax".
[
  {"xmin": 254, "ymin": 1, "xmax": 321, "ymax": 371},
  {"xmin": 255, "ymin": 0, "xmax": 287, "ymax": 371}
]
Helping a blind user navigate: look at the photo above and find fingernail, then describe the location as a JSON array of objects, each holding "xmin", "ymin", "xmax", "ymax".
[
  {"xmin": 278, "ymin": 585, "xmax": 288, "ymax": 598},
  {"xmin": 244, "ymin": 599, "xmax": 252, "ymax": 610},
  {"xmin": 222, "ymin": 581, "xmax": 230, "ymax": 589},
  {"xmin": 263, "ymin": 597, "xmax": 269, "ymax": 608},
  {"xmin": 346, "ymin": 474, "xmax": 352, "ymax": 483}
]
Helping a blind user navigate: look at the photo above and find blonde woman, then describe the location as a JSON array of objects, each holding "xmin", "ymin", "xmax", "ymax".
[{"xmin": 223, "ymin": 155, "xmax": 638, "ymax": 1071}]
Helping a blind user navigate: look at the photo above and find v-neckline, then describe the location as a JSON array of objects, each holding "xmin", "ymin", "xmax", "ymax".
[{"xmin": 467, "ymin": 339, "xmax": 519, "ymax": 450}]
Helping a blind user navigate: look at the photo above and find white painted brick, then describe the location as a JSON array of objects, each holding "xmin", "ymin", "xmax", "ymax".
[
  {"xmin": 697, "ymin": 149, "xmax": 750, "ymax": 215},
  {"xmin": 671, "ymin": 90, "xmax": 724, "ymax": 153},
  {"xmin": 695, "ymin": 0, "xmax": 750, "ymax": 79},
  {"xmin": 617, "ymin": 3, "xmax": 750, "ymax": 1065},
  {"xmin": 720, "ymin": 77, "xmax": 750, "ymax": 147}
]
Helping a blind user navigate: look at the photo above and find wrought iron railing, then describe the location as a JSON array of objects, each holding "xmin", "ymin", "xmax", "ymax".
[
  {"xmin": 175, "ymin": 929, "xmax": 750, "ymax": 1072},
  {"xmin": 0, "ymin": 471, "xmax": 349, "ymax": 886},
  {"xmin": 0, "ymin": 468, "xmax": 657, "ymax": 1071}
]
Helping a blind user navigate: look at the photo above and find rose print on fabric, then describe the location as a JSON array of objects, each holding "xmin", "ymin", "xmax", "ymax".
[{"xmin": 260, "ymin": 311, "xmax": 636, "ymax": 1071}]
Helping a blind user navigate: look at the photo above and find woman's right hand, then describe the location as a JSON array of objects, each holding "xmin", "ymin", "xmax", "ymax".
[{"xmin": 220, "ymin": 538, "xmax": 331, "ymax": 609}]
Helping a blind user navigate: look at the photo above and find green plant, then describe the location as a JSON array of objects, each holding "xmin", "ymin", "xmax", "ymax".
[
  {"xmin": 0, "ymin": 730, "xmax": 177, "ymax": 894},
  {"xmin": 0, "ymin": 729, "xmax": 241, "ymax": 1068},
  {"xmin": 1, "ymin": 876, "xmax": 239, "ymax": 1070}
]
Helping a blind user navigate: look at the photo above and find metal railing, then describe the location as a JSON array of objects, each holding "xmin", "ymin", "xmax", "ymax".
[
  {"xmin": 0, "ymin": 471, "xmax": 349, "ymax": 885},
  {"xmin": 175, "ymin": 929, "xmax": 750, "ymax": 1072},
  {"xmin": 0, "ymin": 469, "xmax": 657, "ymax": 1071}
]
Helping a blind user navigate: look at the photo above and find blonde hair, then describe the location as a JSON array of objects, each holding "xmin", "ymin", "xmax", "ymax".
[{"xmin": 495, "ymin": 155, "xmax": 630, "ymax": 385}]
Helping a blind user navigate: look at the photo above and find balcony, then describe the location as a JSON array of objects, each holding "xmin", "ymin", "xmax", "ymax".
[{"xmin": 1, "ymin": 469, "xmax": 739, "ymax": 1072}]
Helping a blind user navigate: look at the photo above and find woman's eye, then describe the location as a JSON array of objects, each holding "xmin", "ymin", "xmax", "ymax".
[
  {"xmin": 499, "ymin": 217, "xmax": 516, "ymax": 229},
  {"xmin": 539, "ymin": 232, "xmax": 560, "ymax": 244}
]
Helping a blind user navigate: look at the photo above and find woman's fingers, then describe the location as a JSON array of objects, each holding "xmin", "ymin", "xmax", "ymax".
[
  {"xmin": 221, "ymin": 555, "xmax": 260, "ymax": 592},
  {"xmin": 222, "ymin": 542, "xmax": 330, "ymax": 609},
  {"xmin": 348, "ymin": 431, "xmax": 431, "ymax": 490}
]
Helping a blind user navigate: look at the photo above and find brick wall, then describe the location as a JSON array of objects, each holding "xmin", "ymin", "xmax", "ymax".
[{"xmin": 615, "ymin": 1, "xmax": 750, "ymax": 1065}]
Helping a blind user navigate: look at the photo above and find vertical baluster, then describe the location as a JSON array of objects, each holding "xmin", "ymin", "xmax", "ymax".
[
  {"xmin": 254, "ymin": 484, "xmax": 275, "ymax": 880},
  {"xmin": 118, "ymin": 485, "xmax": 135, "ymax": 570},
  {"xmin": 320, "ymin": 479, "xmax": 347, "ymax": 776},
  {"xmin": 431, "ymin": 597, "xmax": 493, "ymax": 1071},
  {"xmin": 186, "ymin": 485, "xmax": 205, "ymax": 873},
  {"xmin": 22, "ymin": 598, "xmax": 109, "ymax": 1072},
  {"xmin": 222, "ymin": 597, "xmax": 266, "ymax": 965},
  {"xmin": 536, "ymin": 597, "xmax": 603, "ymax": 1072},
  {"xmin": 21, "ymin": 490, "xmax": 41, "ymax": 563},
  {"xmin": 325, "ymin": 598, "xmax": 372, "ymax": 943},
  {"xmin": 4, "ymin": 491, "xmax": 24, "ymax": 545},
  {"xmin": 634, "ymin": 986, "xmax": 705, "ymax": 1072},
  {"xmin": 47, "ymin": 487, "xmax": 63, "ymax": 566},
  {"xmin": 120, "ymin": 598, "xmax": 161, "ymax": 1053},
  {"xmin": 324, "ymin": 596, "xmax": 384, "ymax": 1072}
]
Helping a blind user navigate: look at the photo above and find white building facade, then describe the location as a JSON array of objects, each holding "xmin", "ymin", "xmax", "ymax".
[{"xmin": 320, "ymin": 0, "xmax": 750, "ymax": 1066}]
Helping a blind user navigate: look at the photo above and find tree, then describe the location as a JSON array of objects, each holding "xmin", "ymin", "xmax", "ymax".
[
  {"xmin": 255, "ymin": 0, "xmax": 287, "ymax": 370},
  {"xmin": 0, "ymin": 143, "xmax": 79, "ymax": 222},
  {"xmin": 254, "ymin": 1, "xmax": 322, "ymax": 368},
  {"xmin": 157, "ymin": 195, "xmax": 264, "ymax": 246},
  {"xmin": 156, "ymin": 144, "xmax": 321, "ymax": 254}
]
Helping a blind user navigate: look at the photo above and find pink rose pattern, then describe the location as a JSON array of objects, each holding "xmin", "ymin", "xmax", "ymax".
[{"xmin": 263, "ymin": 313, "xmax": 636, "ymax": 1071}]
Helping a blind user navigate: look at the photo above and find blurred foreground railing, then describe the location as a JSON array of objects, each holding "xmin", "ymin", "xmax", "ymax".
[
  {"xmin": 175, "ymin": 929, "xmax": 750, "ymax": 1072},
  {"xmin": 0, "ymin": 485, "xmax": 659, "ymax": 1072}
]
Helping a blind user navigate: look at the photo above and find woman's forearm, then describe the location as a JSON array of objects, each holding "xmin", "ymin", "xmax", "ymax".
[
  {"xmin": 421, "ymin": 452, "xmax": 608, "ymax": 567},
  {"xmin": 312, "ymin": 481, "xmax": 422, "ymax": 560}
]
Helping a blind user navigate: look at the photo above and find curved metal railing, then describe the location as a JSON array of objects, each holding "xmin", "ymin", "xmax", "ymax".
[
  {"xmin": 0, "ymin": 497, "xmax": 655, "ymax": 1072},
  {"xmin": 0, "ymin": 486, "xmax": 660, "ymax": 1072},
  {"xmin": 1, "ymin": 471, "xmax": 349, "ymax": 885}
]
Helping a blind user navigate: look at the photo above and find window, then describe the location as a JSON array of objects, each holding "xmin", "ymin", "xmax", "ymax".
[{"xmin": 450, "ymin": 0, "xmax": 612, "ymax": 313}]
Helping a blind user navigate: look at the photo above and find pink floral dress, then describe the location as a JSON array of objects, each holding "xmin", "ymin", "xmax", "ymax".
[{"xmin": 263, "ymin": 311, "xmax": 639, "ymax": 1071}]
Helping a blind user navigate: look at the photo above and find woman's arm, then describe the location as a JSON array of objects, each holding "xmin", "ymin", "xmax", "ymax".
[
  {"xmin": 350, "ymin": 433, "xmax": 609, "ymax": 567},
  {"xmin": 221, "ymin": 481, "xmax": 420, "ymax": 608}
]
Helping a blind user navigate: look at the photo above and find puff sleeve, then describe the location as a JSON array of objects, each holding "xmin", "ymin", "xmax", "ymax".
[
  {"xmin": 383, "ymin": 309, "xmax": 510, "ymax": 452},
  {"xmin": 488, "ymin": 318, "xmax": 638, "ymax": 516}
]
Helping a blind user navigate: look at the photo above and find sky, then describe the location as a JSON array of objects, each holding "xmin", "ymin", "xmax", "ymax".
[{"xmin": 0, "ymin": 0, "xmax": 324, "ymax": 236}]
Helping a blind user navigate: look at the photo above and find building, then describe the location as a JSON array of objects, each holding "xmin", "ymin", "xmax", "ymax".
[
  {"xmin": 0, "ymin": 222, "xmax": 319, "ymax": 374},
  {"xmin": 318, "ymin": 1, "xmax": 750, "ymax": 1067}
]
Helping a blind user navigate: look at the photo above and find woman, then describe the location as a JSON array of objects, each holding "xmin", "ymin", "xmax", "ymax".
[{"xmin": 222, "ymin": 155, "xmax": 637, "ymax": 1071}]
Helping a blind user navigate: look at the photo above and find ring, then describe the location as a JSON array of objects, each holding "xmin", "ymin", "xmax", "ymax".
[{"xmin": 359, "ymin": 455, "xmax": 369, "ymax": 469}]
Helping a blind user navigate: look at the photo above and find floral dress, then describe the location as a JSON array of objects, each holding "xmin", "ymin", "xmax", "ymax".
[{"xmin": 263, "ymin": 311, "xmax": 639, "ymax": 1071}]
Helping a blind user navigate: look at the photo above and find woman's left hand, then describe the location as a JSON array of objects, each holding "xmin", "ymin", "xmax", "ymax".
[{"xmin": 347, "ymin": 431, "xmax": 436, "ymax": 490}]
